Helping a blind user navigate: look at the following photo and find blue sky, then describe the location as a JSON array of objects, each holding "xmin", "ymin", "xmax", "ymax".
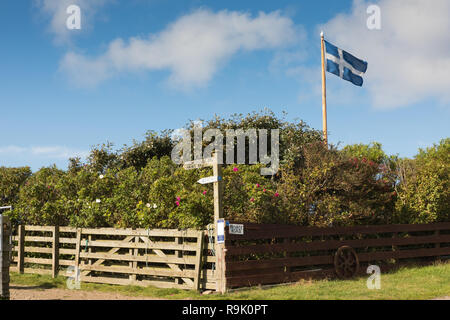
[{"xmin": 0, "ymin": 0, "xmax": 449, "ymax": 171}]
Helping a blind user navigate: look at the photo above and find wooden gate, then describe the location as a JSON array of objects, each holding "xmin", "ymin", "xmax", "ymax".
[{"xmin": 10, "ymin": 225, "xmax": 218, "ymax": 291}]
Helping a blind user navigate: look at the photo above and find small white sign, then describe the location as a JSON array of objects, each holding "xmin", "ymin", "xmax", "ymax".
[
  {"xmin": 229, "ymin": 224, "xmax": 244, "ymax": 235},
  {"xmin": 197, "ymin": 176, "xmax": 222, "ymax": 185},
  {"xmin": 217, "ymin": 219, "xmax": 225, "ymax": 244}
]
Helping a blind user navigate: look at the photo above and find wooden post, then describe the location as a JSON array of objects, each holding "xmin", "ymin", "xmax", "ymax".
[
  {"xmin": 17, "ymin": 225, "xmax": 25, "ymax": 274},
  {"xmin": 88, "ymin": 234, "xmax": 92, "ymax": 266},
  {"xmin": 175, "ymin": 236, "xmax": 183, "ymax": 285},
  {"xmin": 0, "ymin": 217, "xmax": 11, "ymax": 300},
  {"xmin": 182, "ymin": 153, "xmax": 225, "ymax": 292},
  {"xmin": 52, "ymin": 225, "xmax": 60, "ymax": 278},
  {"xmin": 130, "ymin": 236, "xmax": 138, "ymax": 282},
  {"xmin": 212, "ymin": 152, "xmax": 226, "ymax": 293},
  {"xmin": 321, "ymin": 31, "xmax": 328, "ymax": 146},
  {"xmin": 74, "ymin": 228, "xmax": 82, "ymax": 283},
  {"xmin": 194, "ymin": 230, "xmax": 205, "ymax": 291}
]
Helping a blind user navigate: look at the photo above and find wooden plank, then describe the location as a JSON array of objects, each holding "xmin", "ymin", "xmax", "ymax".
[
  {"xmin": 226, "ymin": 234, "xmax": 450, "ymax": 256},
  {"xmin": 84, "ymin": 240, "xmax": 198, "ymax": 251},
  {"xmin": 80, "ymin": 228, "xmax": 199, "ymax": 238},
  {"xmin": 24, "ymin": 246, "xmax": 52, "ymax": 254},
  {"xmin": 130, "ymin": 236, "xmax": 137, "ymax": 282},
  {"xmin": 79, "ymin": 264, "xmax": 197, "ymax": 278},
  {"xmin": 24, "ymin": 257, "xmax": 53, "ymax": 265},
  {"xmin": 227, "ymin": 269, "xmax": 334, "ymax": 288},
  {"xmin": 52, "ymin": 225, "xmax": 59, "ymax": 278},
  {"xmin": 194, "ymin": 230, "xmax": 204, "ymax": 290},
  {"xmin": 24, "ymin": 236, "xmax": 53, "ymax": 243},
  {"xmin": 74, "ymin": 228, "xmax": 82, "ymax": 279},
  {"xmin": 226, "ymin": 222, "xmax": 450, "ymax": 241},
  {"xmin": 79, "ymin": 251, "xmax": 197, "ymax": 264},
  {"xmin": 226, "ymin": 255, "xmax": 334, "ymax": 272},
  {"xmin": 17, "ymin": 225, "xmax": 24, "ymax": 274},
  {"xmin": 24, "ymin": 226, "xmax": 54, "ymax": 232},
  {"xmin": 358, "ymin": 247, "xmax": 450, "ymax": 262},
  {"xmin": 59, "ymin": 227, "xmax": 77, "ymax": 233},
  {"xmin": 80, "ymin": 275, "xmax": 192, "ymax": 290}
]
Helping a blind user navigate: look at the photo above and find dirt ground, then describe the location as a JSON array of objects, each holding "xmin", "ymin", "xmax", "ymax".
[{"xmin": 9, "ymin": 284, "xmax": 161, "ymax": 300}]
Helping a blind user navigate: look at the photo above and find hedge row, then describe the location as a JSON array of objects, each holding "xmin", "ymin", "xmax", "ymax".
[{"xmin": 1, "ymin": 111, "xmax": 448, "ymax": 228}]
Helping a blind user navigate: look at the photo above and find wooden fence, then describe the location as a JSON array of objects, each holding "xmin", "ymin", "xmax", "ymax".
[
  {"xmin": 224, "ymin": 222, "xmax": 450, "ymax": 289},
  {"xmin": 9, "ymin": 225, "xmax": 218, "ymax": 291},
  {"xmin": 7, "ymin": 222, "xmax": 450, "ymax": 292}
]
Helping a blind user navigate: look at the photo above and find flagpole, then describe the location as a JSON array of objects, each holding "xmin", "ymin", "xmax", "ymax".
[{"xmin": 320, "ymin": 31, "xmax": 328, "ymax": 146}]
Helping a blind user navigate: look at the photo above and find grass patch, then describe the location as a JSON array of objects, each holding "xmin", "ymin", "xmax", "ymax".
[{"xmin": 10, "ymin": 261, "xmax": 450, "ymax": 300}]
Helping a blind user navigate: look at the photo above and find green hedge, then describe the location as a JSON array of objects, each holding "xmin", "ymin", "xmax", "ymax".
[{"xmin": 1, "ymin": 111, "xmax": 448, "ymax": 228}]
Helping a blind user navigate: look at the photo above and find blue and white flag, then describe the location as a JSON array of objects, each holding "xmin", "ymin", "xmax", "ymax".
[{"xmin": 324, "ymin": 40, "xmax": 368, "ymax": 87}]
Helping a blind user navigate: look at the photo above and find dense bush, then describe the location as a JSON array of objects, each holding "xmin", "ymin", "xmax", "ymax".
[
  {"xmin": 394, "ymin": 138, "xmax": 449, "ymax": 224},
  {"xmin": 1, "ymin": 111, "xmax": 448, "ymax": 228},
  {"xmin": 0, "ymin": 166, "xmax": 31, "ymax": 206}
]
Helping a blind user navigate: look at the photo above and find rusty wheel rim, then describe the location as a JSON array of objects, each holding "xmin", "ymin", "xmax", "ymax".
[{"xmin": 334, "ymin": 246, "xmax": 359, "ymax": 279}]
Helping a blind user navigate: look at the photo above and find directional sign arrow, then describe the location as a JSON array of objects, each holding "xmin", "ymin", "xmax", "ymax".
[
  {"xmin": 197, "ymin": 176, "xmax": 222, "ymax": 184},
  {"xmin": 183, "ymin": 157, "xmax": 215, "ymax": 170}
]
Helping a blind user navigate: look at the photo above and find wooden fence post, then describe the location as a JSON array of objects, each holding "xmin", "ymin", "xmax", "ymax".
[
  {"xmin": 1, "ymin": 217, "xmax": 11, "ymax": 300},
  {"xmin": 52, "ymin": 225, "xmax": 59, "ymax": 278},
  {"xmin": 17, "ymin": 225, "xmax": 25, "ymax": 274},
  {"xmin": 74, "ymin": 228, "xmax": 82, "ymax": 282},
  {"xmin": 130, "ymin": 235, "xmax": 138, "ymax": 283},
  {"xmin": 212, "ymin": 152, "xmax": 226, "ymax": 293},
  {"xmin": 194, "ymin": 230, "xmax": 205, "ymax": 291}
]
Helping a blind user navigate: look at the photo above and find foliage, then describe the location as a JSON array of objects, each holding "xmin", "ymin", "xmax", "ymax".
[
  {"xmin": 2, "ymin": 110, "xmax": 448, "ymax": 228},
  {"xmin": 394, "ymin": 138, "xmax": 449, "ymax": 223},
  {"xmin": 0, "ymin": 166, "xmax": 31, "ymax": 207}
]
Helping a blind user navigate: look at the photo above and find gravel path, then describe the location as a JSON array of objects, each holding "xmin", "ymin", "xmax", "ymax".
[
  {"xmin": 432, "ymin": 296, "xmax": 450, "ymax": 300},
  {"xmin": 9, "ymin": 284, "xmax": 162, "ymax": 300}
]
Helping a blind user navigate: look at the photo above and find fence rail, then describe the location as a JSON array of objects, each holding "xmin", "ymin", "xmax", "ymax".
[
  {"xmin": 224, "ymin": 222, "xmax": 450, "ymax": 289},
  {"xmin": 10, "ymin": 225, "xmax": 218, "ymax": 291}
]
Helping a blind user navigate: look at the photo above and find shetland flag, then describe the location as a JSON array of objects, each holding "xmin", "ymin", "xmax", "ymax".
[{"xmin": 324, "ymin": 40, "xmax": 368, "ymax": 87}]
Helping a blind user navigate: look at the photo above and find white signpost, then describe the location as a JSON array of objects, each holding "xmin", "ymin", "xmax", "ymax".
[
  {"xmin": 197, "ymin": 176, "xmax": 222, "ymax": 185},
  {"xmin": 183, "ymin": 153, "xmax": 226, "ymax": 293}
]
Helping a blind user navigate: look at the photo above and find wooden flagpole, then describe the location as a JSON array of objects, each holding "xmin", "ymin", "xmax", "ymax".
[{"xmin": 320, "ymin": 31, "xmax": 328, "ymax": 146}]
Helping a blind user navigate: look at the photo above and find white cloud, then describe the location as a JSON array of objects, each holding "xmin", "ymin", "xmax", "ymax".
[
  {"xmin": 320, "ymin": 0, "xmax": 450, "ymax": 109},
  {"xmin": 60, "ymin": 9, "xmax": 297, "ymax": 88},
  {"xmin": 0, "ymin": 146, "xmax": 88, "ymax": 159},
  {"xmin": 34, "ymin": 0, "xmax": 111, "ymax": 44}
]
